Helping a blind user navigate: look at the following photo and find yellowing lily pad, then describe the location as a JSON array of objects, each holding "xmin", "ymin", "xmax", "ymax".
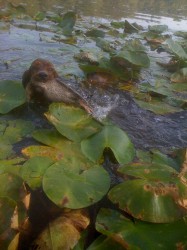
[
  {"xmin": 32, "ymin": 209, "xmax": 90, "ymax": 250},
  {"xmin": 108, "ymin": 163, "xmax": 187, "ymax": 223},
  {"xmin": 45, "ymin": 103, "xmax": 102, "ymax": 142}
]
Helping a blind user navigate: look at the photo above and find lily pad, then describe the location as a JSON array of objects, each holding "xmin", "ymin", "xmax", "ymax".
[
  {"xmin": 148, "ymin": 24, "xmax": 168, "ymax": 34},
  {"xmin": 59, "ymin": 11, "xmax": 76, "ymax": 36},
  {"xmin": 96, "ymin": 38, "xmax": 115, "ymax": 53},
  {"xmin": 96, "ymin": 208, "xmax": 187, "ymax": 250},
  {"xmin": 81, "ymin": 124, "xmax": 135, "ymax": 164},
  {"xmin": 32, "ymin": 209, "xmax": 89, "ymax": 250},
  {"xmin": 88, "ymin": 235, "xmax": 124, "ymax": 250},
  {"xmin": 0, "ymin": 80, "xmax": 26, "ymax": 114},
  {"xmin": 124, "ymin": 20, "xmax": 139, "ymax": 33},
  {"xmin": 20, "ymin": 156, "xmax": 54, "ymax": 190},
  {"xmin": 135, "ymin": 99, "xmax": 182, "ymax": 114},
  {"xmin": 85, "ymin": 29, "xmax": 105, "ymax": 38},
  {"xmin": 171, "ymin": 67, "xmax": 187, "ymax": 83},
  {"xmin": 0, "ymin": 119, "xmax": 34, "ymax": 160},
  {"xmin": 112, "ymin": 40, "xmax": 150, "ymax": 68},
  {"xmin": 45, "ymin": 103, "xmax": 102, "ymax": 142},
  {"xmin": 43, "ymin": 161, "xmax": 110, "ymax": 209},
  {"xmin": 165, "ymin": 39, "xmax": 187, "ymax": 60},
  {"xmin": 108, "ymin": 163, "xmax": 187, "ymax": 222}
]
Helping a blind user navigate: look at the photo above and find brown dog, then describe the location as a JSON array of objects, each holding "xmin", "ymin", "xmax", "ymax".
[{"xmin": 22, "ymin": 58, "xmax": 92, "ymax": 113}]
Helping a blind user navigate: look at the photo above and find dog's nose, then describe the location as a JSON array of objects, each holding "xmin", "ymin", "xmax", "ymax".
[{"xmin": 38, "ymin": 71, "xmax": 48, "ymax": 79}]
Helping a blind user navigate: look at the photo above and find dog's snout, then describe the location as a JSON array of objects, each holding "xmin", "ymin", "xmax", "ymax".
[{"xmin": 37, "ymin": 71, "xmax": 48, "ymax": 79}]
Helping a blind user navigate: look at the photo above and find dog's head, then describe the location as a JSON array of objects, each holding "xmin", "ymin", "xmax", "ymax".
[{"xmin": 22, "ymin": 58, "xmax": 58, "ymax": 88}]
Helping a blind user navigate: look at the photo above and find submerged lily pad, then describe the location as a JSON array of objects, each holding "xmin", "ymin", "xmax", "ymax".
[
  {"xmin": 81, "ymin": 124, "xmax": 135, "ymax": 164},
  {"xmin": 0, "ymin": 80, "xmax": 26, "ymax": 114},
  {"xmin": 109, "ymin": 163, "xmax": 187, "ymax": 223},
  {"xmin": 45, "ymin": 103, "xmax": 102, "ymax": 142},
  {"xmin": 32, "ymin": 209, "xmax": 89, "ymax": 250},
  {"xmin": 96, "ymin": 208, "xmax": 187, "ymax": 250},
  {"xmin": 43, "ymin": 161, "xmax": 110, "ymax": 209}
]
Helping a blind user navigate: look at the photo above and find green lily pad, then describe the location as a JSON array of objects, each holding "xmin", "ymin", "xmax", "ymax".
[
  {"xmin": 81, "ymin": 124, "xmax": 135, "ymax": 164},
  {"xmin": 110, "ymin": 21, "xmax": 125, "ymax": 29},
  {"xmin": 96, "ymin": 38, "xmax": 115, "ymax": 53},
  {"xmin": 165, "ymin": 39, "xmax": 187, "ymax": 60},
  {"xmin": 135, "ymin": 99, "xmax": 182, "ymax": 114},
  {"xmin": 20, "ymin": 156, "xmax": 54, "ymax": 190},
  {"xmin": 108, "ymin": 163, "xmax": 187, "ymax": 222},
  {"xmin": 0, "ymin": 119, "xmax": 34, "ymax": 160},
  {"xmin": 43, "ymin": 161, "xmax": 110, "ymax": 209},
  {"xmin": 112, "ymin": 40, "xmax": 150, "ymax": 68},
  {"xmin": 59, "ymin": 11, "xmax": 76, "ymax": 36},
  {"xmin": 96, "ymin": 208, "xmax": 187, "ymax": 250},
  {"xmin": 0, "ymin": 80, "xmax": 26, "ymax": 114},
  {"xmin": 0, "ymin": 157, "xmax": 25, "ymax": 175},
  {"xmin": 85, "ymin": 28, "xmax": 105, "ymax": 38},
  {"xmin": 32, "ymin": 209, "xmax": 89, "ymax": 250},
  {"xmin": 148, "ymin": 25, "xmax": 168, "ymax": 34},
  {"xmin": 87, "ymin": 235, "xmax": 124, "ymax": 250},
  {"xmin": 0, "ymin": 173, "xmax": 23, "ymax": 202},
  {"xmin": 174, "ymin": 31, "xmax": 187, "ymax": 39},
  {"xmin": 45, "ymin": 103, "xmax": 102, "ymax": 142},
  {"xmin": 124, "ymin": 20, "xmax": 139, "ymax": 33}
]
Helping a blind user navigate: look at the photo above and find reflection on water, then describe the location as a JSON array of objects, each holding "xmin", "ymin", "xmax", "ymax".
[{"xmin": 0, "ymin": 0, "xmax": 187, "ymax": 30}]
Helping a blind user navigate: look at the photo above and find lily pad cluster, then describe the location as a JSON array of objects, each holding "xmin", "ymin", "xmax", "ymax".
[{"xmin": 1, "ymin": 6, "xmax": 187, "ymax": 249}]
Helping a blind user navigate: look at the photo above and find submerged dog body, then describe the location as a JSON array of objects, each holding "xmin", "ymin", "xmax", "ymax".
[{"xmin": 22, "ymin": 58, "xmax": 91, "ymax": 112}]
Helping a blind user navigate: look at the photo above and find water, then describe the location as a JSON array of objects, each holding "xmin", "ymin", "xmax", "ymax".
[{"xmin": 0, "ymin": 0, "xmax": 187, "ymax": 151}]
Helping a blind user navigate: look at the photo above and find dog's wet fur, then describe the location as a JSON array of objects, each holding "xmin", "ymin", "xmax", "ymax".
[{"xmin": 22, "ymin": 58, "xmax": 91, "ymax": 113}]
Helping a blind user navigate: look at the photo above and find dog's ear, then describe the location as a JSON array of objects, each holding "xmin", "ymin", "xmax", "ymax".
[{"xmin": 22, "ymin": 69, "xmax": 31, "ymax": 88}]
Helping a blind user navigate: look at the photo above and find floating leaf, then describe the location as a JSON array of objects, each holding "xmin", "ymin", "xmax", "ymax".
[
  {"xmin": 174, "ymin": 31, "xmax": 187, "ymax": 39},
  {"xmin": 0, "ymin": 80, "xmax": 26, "ymax": 114},
  {"xmin": 32, "ymin": 209, "xmax": 89, "ymax": 250},
  {"xmin": 135, "ymin": 99, "xmax": 182, "ymax": 114},
  {"xmin": 22, "ymin": 145, "xmax": 64, "ymax": 161},
  {"xmin": 110, "ymin": 21, "xmax": 125, "ymax": 29},
  {"xmin": 34, "ymin": 11, "xmax": 46, "ymax": 21},
  {"xmin": 148, "ymin": 24, "xmax": 168, "ymax": 34},
  {"xmin": 45, "ymin": 103, "xmax": 102, "ymax": 142},
  {"xmin": 112, "ymin": 40, "xmax": 150, "ymax": 68},
  {"xmin": 96, "ymin": 38, "xmax": 115, "ymax": 53},
  {"xmin": 43, "ymin": 161, "xmax": 110, "ymax": 209},
  {"xmin": 20, "ymin": 156, "xmax": 54, "ymax": 190},
  {"xmin": 59, "ymin": 11, "xmax": 76, "ymax": 36},
  {"xmin": 88, "ymin": 235, "xmax": 124, "ymax": 250},
  {"xmin": 0, "ymin": 157, "xmax": 25, "ymax": 175},
  {"xmin": 74, "ymin": 51, "xmax": 99, "ymax": 65},
  {"xmin": 86, "ymin": 29, "xmax": 105, "ymax": 38},
  {"xmin": 165, "ymin": 39, "xmax": 187, "ymax": 60},
  {"xmin": 0, "ymin": 119, "xmax": 34, "ymax": 160},
  {"xmin": 81, "ymin": 124, "xmax": 135, "ymax": 164},
  {"xmin": 109, "ymin": 163, "xmax": 187, "ymax": 222},
  {"xmin": 96, "ymin": 208, "xmax": 187, "ymax": 250},
  {"xmin": 124, "ymin": 20, "xmax": 139, "ymax": 33},
  {"xmin": 171, "ymin": 67, "xmax": 187, "ymax": 83}
]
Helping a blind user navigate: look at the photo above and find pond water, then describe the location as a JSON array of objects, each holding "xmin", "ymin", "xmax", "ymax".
[{"xmin": 0, "ymin": 0, "xmax": 187, "ymax": 151}]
